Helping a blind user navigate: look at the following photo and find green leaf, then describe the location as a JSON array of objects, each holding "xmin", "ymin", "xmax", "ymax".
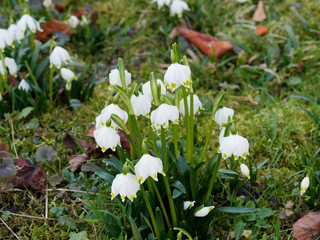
[
  {"xmin": 1, "ymin": 211, "xmax": 11, "ymax": 221},
  {"xmin": 215, "ymin": 207, "xmax": 259, "ymax": 214},
  {"xmin": 70, "ymin": 99, "xmax": 81, "ymax": 109},
  {"xmin": 69, "ymin": 231, "xmax": 88, "ymax": 240},
  {"xmin": 96, "ymin": 171, "xmax": 114, "ymax": 184},
  {"xmin": 129, "ymin": 217, "xmax": 142, "ymax": 240},
  {"xmin": 218, "ymin": 169, "xmax": 238, "ymax": 175},
  {"xmin": 235, "ymin": 221, "xmax": 246, "ymax": 240},
  {"xmin": 155, "ymin": 207, "xmax": 165, "ymax": 239},
  {"xmin": 35, "ymin": 145, "xmax": 57, "ymax": 162},
  {"xmin": 48, "ymin": 171, "xmax": 64, "ymax": 187},
  {"xmin": 17, "ymin": 107, "xmax": 34, "ymax": 120},
  {"xmin": 170, "ymin": 180, "xmax": 186, "ymax": 194},
  {"xmin": 103, "ymin": 157, "xmax": 124, "ymax": 172},
  {"xmin": 256, "ymin": 208, "xmax": 273, "ymax": 219}
]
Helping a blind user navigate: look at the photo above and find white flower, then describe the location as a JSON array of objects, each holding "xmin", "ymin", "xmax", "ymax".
[
  {"xmin": 95, "ymin": 114, "xmax": 103, "ymax": 129},
  {"xmin": 142, "ymin": 79, "xmax": 167, "ymax": 101},
  {"xmin": 111, "ymin": 173, "xmax": 140, "ymax": 202},
  {"xmin": 135, "ymin": 154, "xmax": 165, "ymax": 183},
  {"xmin": 50, "ymin": 46, "xmax": 71, "ymax": 68},
  {"xmin": 67, "ymin": 16, "xmax": 79, "ymax": 28},
  {"xmin": 109, "ymin": 68, "xmax": 132, "ymax": 89},
  {"xmin": 0, "ymin": 29, "xmax": 14, "ymax": 51},
  {"xmin": 131, "ymin": 94, "xmax": 152, "ymax": 118},
  {"xmin": 153, "ymin": 0, "xmax": 171, "ymax": 8},
  {"xmin": 219, "ymin": 134, "xmax": 249, "ymax": 160},
  {"xmin": 170, "ymin": 0, "xmax": 189, "ymax": 16},
  {"xmin": 0, "ymin": 61, "xmax": 4, "ymax": 76},
  {"xmin": 7, "ymin": 24, "xmax": 18, "ymax": 41},
  {"xmin": 100, "ymin": 104, "xmax": 128, "ymax": 129},
  {"xmin": 195, "ymin": 206, "xmax": 215, "ymax": 217},
  {"xmin": 17, "ymin": 14, "xmax": 42, "ymax": 34},
  {"xmin": 43, "ymin": 0, "xmax": 52, "ymax": 8},
  {"xmin": 164, "ymin": 63, "xmax": 191, "ymax": 91},
  {"xmin": 183, "ymin": 201, "xmax": 195, "ymax": 210},
  {"xmin": 300, "ymin": 176, "xmax": 310, "ymax": 196},
  {"xmin": 61, "ymin": 68, "xmax": 77, "ymax": 82},
  {"xmin": 150, "ymin": 104, "xmax": 179, "ymax": 134},
  {"xmin": 93, "ymin": 126, "xmax": 120, "ymax": 152},
  {"xmin": 215, "ymin": 107, "xmax": 234, "ymax": 127},
  {"xmin": 240, "ymin": 163, "xmax": 250, "ymax": 179},
  {"xmin": 179, "ymin": 94, "xmax": 204, "ymax": 117},
  {"xmin": 18, "ymin": 79, "xmax": 30, "ymax": 92},
  {"xmin": 4, "ymin": 57, "xmax": 18, "ymax": 77}
]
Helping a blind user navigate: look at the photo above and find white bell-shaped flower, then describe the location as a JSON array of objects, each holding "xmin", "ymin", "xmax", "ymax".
[
  {"xmin": 61, "ymin": 68, "xmax": 77, "ymax": 82},
  {"xmin": 179, "ymin": 94, "xmax": 204, "ymax": 117},
  {"xmin": 50, "ymin": 46, "xmax": 71, "ymax": 68},
  {"xmin": 67, "ymin": 16, "xmax": 79, "ymax": 28},
  {"xmin": 93, "ymin": 125, "xmax": 120, "ymax": 152},
  {"xmin": 164, "ymin": 63, "xmax": 191, "ymax": 91},
  {"xmin": 300, "ymin": 176, "xmax": 310, "ymax": 196},
  {"xmin": 135, "ymin": 154, "xmax": 165, "ymax": 183},
  {"xmin": 111, "ymin": 173, "xmax": 140, "ymax": 202},
  {"xmin": 195, "ymin": 206, "xmax": 215, "ymax": 217},
  {"xmin": 43, "ymin": 0, "xmax": 52, "ymax": 8},
  {"xmin": 7, "ymin": 24, "xmax": 18, "ymax": 42},
  {"xmin": 170, "ymin": 0, "xmax": 189, "ymax": 16},
  {"xmin": 0, "ymin": 61, "xmax": 4, "ymax": 76},
  {"xmin": 0, "ymin": 29, "xmax": 14, "ymax": 51},
  {"xmin": 95, "ymin": 114, "xmax": 103, "ymax": 129},
  {"xmin": 4, "ymin": 57, "xmax": 18, "ymax": 77},
  {"xmin": 100, "ymin": 104, "xmax": 128, "ymax": 129},
  {"xmin": 142, "ymin": 79, "xmax": 167, "ymax": 101},
  {"xmin": 215, "ymin": 107, "xmax": 234, "ymax": 127},
  {"xmin": 183, "ymin": 201, "xmax": 195, "ymax": 210},
  {"xmin": 152, "ymin": 0, "xmax": 171, "ymax": 8},
  {"xmin": 150, "ymin": 104, "xmax": 179, "ymax": 134},
  {"xmin": 18, "ymin": 79, "xmax": 31, "ymax": 92},
  {"xmin": 240, "ymin": 163, "xmax": 250, "ymax": 179},
  {"xmin": 219, "ymin": 134, "xmax": 249, "ymax": 160},
  {"xmin": 131, "ymin": 94, "xmax": 152, "ymax": 118},
  {"xmin": 109, "ymin": 68, "xmax": 132, "ymax": 89},
  {"xmin": 17, "ymin": 14, "xmax": 42, "ymax": 34}
]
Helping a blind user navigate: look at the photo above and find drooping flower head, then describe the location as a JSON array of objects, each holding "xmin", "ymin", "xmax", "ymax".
[
  {"xmin": 164, "ymin": 63, "xmax": 191, "ymax": 91},
  {"xmin": 7, "ymin": 24, "xmax": 17, "ymax": 41},
  {"xmin": 194, "ymin": 206, "xmax": 215, "ymax": 217},
  {"xmin": 4, "ymin": 57, "xmax": 18, "ymax": 77},
  {"xmin": 109, "ymin": 68, "xmax": 132, "ymax": 89},
  {"xmin": 150, "ymin": 104, "xmax": 179, "ymax": 134},
  {"xmin": 111, "ymin": 173, "xmax": 140, "ymax": 202},
  {"xmin": 17, "ymin": 14, "xmax": 42, "ymax": 34},
  {"xmin": 0, "ymin": 29, "xmax": 14, "ymax": 51},
  {"xmin": 183, "ymin": 201, "xmax": 195, "ymax": 210},
  {"xmin": 135, "ymin": 154, "xmax": 165, "ymax": 183},
  {"xmin": 179, "ymin": 94, "xmax": 204, "ymax": 117},
  {"xmin": 152, "ymin": 0, "xmax": 171, "ymax": 8},
  {"xmin": 142, "ymin": 79, "xmax": 167, "ymax": 102},
  {"xmin": 131, "ymin": 93, "xmax": 152, "ymax": 118},
  {"xmin": 170, "ymin": 0, "xmax": 189, "ymax": 17},
  {"xmin": 219, "ymin": 134, "xmax": 249, "ymax": 160},
  {"xmin": 93, "ymin": 126, "xmax": 120, "ymax": 152},
  {"xmin": 215, "ymin": 107, "xmax": 234, "ymax": 127},
  {"xmin": 50, "ymin": 46, "xmax": 71, "ymax": 68},
  {"xmin": 300, "ymin": 176, "xmax": 310, "ymax": 196},
  {"xmin": 18, "ymin": 79, "xmax": 31, "ymax": 92},
  {"xmin": 100, "ymin": 104, "xmax": 128, "ymax": 129},
  {"xmin": 67, "ymin": 16, "xmax": 79, "ymax": 28},
  {"xmin": 43, "ymin": 0, "xmax": 52, "ymax": 8},
  {"xmin": 240, "ymin": 163, "xmax": 250, "ymax": 179},
  {"xmin": 61, "ymin": 68, "xmax": 77, "ymax": 90}
]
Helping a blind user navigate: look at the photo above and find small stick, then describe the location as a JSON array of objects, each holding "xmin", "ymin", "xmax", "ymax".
[
  {"xmin": 0, "ymin": 216, "xmax": 19, "ymax": 239},
  {"xmin": 10, "ymin": 119, "xmax": 18, "ymax": 159},
  {"xmin": 45, "ymin": 184, "xmax": 48, "ymax": 219},
  {"xmin": 0, "ymin": 210, "xmax": 55, "ymax": 221}
]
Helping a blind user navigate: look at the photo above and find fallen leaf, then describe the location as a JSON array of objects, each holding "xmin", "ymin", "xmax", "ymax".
[
  {"xmin": 252, "ymin": 1, "xmax": 267, "ymax": 22},
  {"xmin": 86, "ymin": 141, "xmax": 99, "ymax": 155},
  {"xmin": 86, "ymin": 125, "xmax": 95, "ymax": 137},
  {"xmin": 177, "ymin": 25, "xmax": 233, "ymax": 59},
  {"xmin": 296, "ymin": 61, "xmax": 305, "ymax": 70},
  {"xmin": 68, "ymin": 154, "xmax": 88, "ymax": 172},
  {"xmin": 285, "ymin": 200, "xmax": 294, "ymax": 209},
  {"xmin": 12, "ymin": 157, "xmax": 46, "ymax": 190},
  {"xmin": 53, "ymin": 3, "xmax": 64, "ymax": 13},
  {"xmin": 36, "ymin": 19, "xmax": 72, "ymax": 42},
  {"xmin": 72, "ymin": 8, "xmax": 88, "ymax": 18},
  {"xmin": 48, "ymin": 171, "xmax": 64, "ymax": 187},
  {"xmin": 35, "ymin": 145, "xmax": 57, "ymax": 162},
  {"xmin": 0, "ymin": 157, "xmax": 16, "ymax": 183},
  {"xmin": 293, "ymin": 212, "xmax": 320, "ymax": 240},
  {"xmin": 0, "ymin": 140, "xmax": 9, "ymax": 153},
  {"xmin": 256, "ymin": 25, "xmax": 268, "ymax": 36},
  {"xmin": 63, "ymin": 132, "xmax": 88, "ymax": 150},
  {"xmin": 7, "ymin": 74, "xmax": 19, "ymax": 87},
  {"xmin": 279, "ymin": 209, "xmax": 294, "ymax": 219},
  {"xmin": 90, "ymin": 10, "xmax": 101, "ymax": 24},
  {"xmin": 242, "ymin": 230, "xmax": 252, "ymax": 238}
]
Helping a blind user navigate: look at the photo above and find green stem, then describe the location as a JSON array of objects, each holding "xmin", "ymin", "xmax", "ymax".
[
  {"xmin": 151, "ymin": 180, "xmax": 172, "ymax": 229},
  {"xmin": 140, "ymin": 185, "xmax": 161, "ymax": 240},
  {"xmin": 30, "ymin": 32, "xmax": 34, "ymax": 52},
  {"xmin": 24, "ymin": 61, "xmax": 38, "ymax": 87},
  {"xmin": 0, "ymin": 52, "xmax": 9, "ymax": 91},
  {"xmin": 199, "ymin": 121, "xmax": 214, "ymax": 163},
  {"xmin": 49, "ymin": 66, "xmax": 54, "ymax": 108},
  {"xmin": 128, "ymin": 116, "xmax": 142, "ymax": 158},
  {"xmin": 160, "ymin": 127, "xmax": 169, "ymax": 172},
  {"xmin": 173, "ymin": 124, "xmax": 179, "ymax": 158},
  {"xmin": 182, "ymin": 87, "xmax": 191, "ymax": 164},
  {"xmin": 189, "ymin": 89, "xmax": 194, "ymax": 165},
  {"xmin": 163, "ymin": 176, "xmax": 177, "ymax": 227},
  {"xmin": 204, "ymin": 154, "xmax": 222, "ymax": 203}
]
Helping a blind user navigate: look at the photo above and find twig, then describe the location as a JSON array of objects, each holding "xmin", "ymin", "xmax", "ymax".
[
  {"xmin": 0, "ymin": 210, "xmax": 55, "ymax": 221},
  {"xmin": 0, "ymin": 217, "xmax": 19, "ymax": 239},
  {"xmin": 10, "ymin": 119, "xmax": 18, "ymax": 159},
  {"xmin": 267, "ymin": 228, "xmax": 293, "ymax": 238},
  {"xmin": 46, "ymin": 188, "xmax": 99, "ymax": 195},
  {"xmin": 45, "ymin": 184, "xmax": 48, "ymax": 219}
]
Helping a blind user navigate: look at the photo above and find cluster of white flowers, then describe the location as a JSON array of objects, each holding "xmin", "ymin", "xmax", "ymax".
[
  {"xmin": 0, "ymin": 57, "xmax": 18, "ymax": 77},
  {"xmin": 152, "ymin": 0, "xmax": 189, "ymax": 16}
]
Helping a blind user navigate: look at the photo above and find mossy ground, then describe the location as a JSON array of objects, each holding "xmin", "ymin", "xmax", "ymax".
[{"xmin": 1, "ymin": 0, "xmax": 320, "ymax": 239}]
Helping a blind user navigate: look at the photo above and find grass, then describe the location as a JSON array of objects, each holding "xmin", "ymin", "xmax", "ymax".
[{"xmin": 0, "ymin": 0, "xmax": 320, "ymax": 239}]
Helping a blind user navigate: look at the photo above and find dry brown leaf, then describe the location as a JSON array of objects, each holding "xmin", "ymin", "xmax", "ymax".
[
  {"xmin": 72, "ymin": 8, "xmax": 88, "ymax": 18},
  {"xmin": 242, "ymin": 230, "xmax": 252, "ymax": 238},
  {"xmin": 256, "ymin": 25, "xmax": 268, "ymax": 36},
  {"xmin": 68, "ymin": 154, "xmax": 88, "ymax": 172},
  {"xmin": 279, "ymin": 209, "xmax": 294, "ymax": 219},
  {"xmin": 177, "ymin": 26, "xmax": 233, "ymax": 59},
  {"xmin": 293, "ymin": 212, "xmax": 320, "ymax": 240},
  {"xmin": 53, "ymin": 3, "xmax": 64, "ymax": 13},
  {"xmin": 36, "ymin": 19, "xmax": 73, "ymax": 42},
  {"xmin": 63, "ymin": 132, "xmax": 88, "ymax": 149},
  {"xmin": 252, "ymin": 1, "xmax": 267, "ymax": 22},
  {"xmin": 296, "ymin": 62, "xmax": 305, "ymax": 70},
  {"xmin": 285, "ymin": 200, "xmax": 294, "ymax": 209}
]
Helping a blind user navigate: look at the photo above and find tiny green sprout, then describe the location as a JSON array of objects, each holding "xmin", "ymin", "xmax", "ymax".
[{"xmin": 122, "ymin": 161, "xmax": 131, "ymax": 175}]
